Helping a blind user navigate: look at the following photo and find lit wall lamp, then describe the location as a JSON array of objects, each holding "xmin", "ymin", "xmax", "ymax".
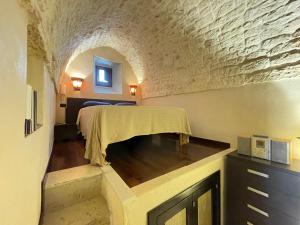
[
  {"xmin": 130, "ymin": 85, "xmax": 137, "ymax": 96},
  {"xmin": 71, "ymin": 77, "xmax": 84, "ymax": 91}
]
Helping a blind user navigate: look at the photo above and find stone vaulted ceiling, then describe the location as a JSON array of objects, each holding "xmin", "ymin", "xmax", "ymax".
[{"xmin": 21, "ymin": 0, "xmax": 300, "ymax": 98}]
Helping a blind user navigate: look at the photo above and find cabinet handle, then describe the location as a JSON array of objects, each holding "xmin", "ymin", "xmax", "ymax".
[
  {"xmin": 247, "ymin": 204, "xmax": 269, "ymax": 217},
  {"xmin": 192, "ymin": 201, "xmax": 196, "ymax": 207},
  {"xmin": 247, "ymin": 221, "xmax": 254, "ymax": 225},
  {"xmin": 247, "ymin": 169, "xmax": 269, "ymax": 178},
  {"xmin": 247, "ymin": 186, "xmax": 269, "ymax": 198}
]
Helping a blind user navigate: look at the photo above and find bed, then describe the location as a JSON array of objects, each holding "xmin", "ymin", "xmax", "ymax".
[{"xmin": 70, "ymin": 98, "xmax": 192, "ymax": 166}]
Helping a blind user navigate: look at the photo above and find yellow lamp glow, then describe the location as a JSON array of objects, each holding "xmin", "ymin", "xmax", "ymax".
[
  {"xmin": 130, "ymin": 85, "xmax": 137, "ymax": 96},
  {"xmin": 71, "ymin": 77, "xmax": 83, "ymax": 91}
]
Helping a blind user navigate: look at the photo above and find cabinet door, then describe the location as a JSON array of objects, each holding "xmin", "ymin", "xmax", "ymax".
[
  {"xmin": 193, "ymin": 174, "xmax": 220, "ymax": 225},
  {"xmin": 148, "ymin": 171, "xmax": 220, "ymax": 225},
  {"xmin": 157, "ymin": 196, "xmax": 193, "ymax": 225}
]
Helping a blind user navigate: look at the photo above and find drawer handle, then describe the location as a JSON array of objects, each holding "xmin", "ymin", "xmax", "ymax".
[
  {"xmin": 247, "ymin": 169, "xmax": 269, "ymax": 178},
  {"xmin": 247, "ymin": 222, "xmax": 254, "ymax": 225},
  {"xmin": 247, "ymin": 204, "xmax": 269, "ymax": 217},
  {"xmin": 247, "ymin": 186, "xmax": 269, "ymax": 198}
]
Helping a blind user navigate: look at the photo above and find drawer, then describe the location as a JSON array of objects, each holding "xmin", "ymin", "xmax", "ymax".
[
  {"xmin": 227, "ymin": 157, "xmax": 300, "ymax": 198},
  {"xmin": 228, "ymin": 197, "xmax": 299, "ymax": 225},
  {"xmin": 246, "ymin": 185, "xmax": 300, "ymax": 219},
  {"xmin": 245, "ymin": 164, "xmax": 300, "ymax": 198},
  {"xmin": 227, "ymin": 168, "xmax": 300, "ymax": 219},
  {"xmin": 226, "ymin": 157, "xmax": 300, "ymax": 222},
  {"xmin": 225, "ymin": 212, "xmax": 244, "ymax": 225},
  {"xmin": 244, "ymin": 202, "xmax": 299, "ymax": 225}
]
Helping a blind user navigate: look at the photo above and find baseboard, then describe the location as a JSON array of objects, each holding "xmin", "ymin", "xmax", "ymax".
[{"xmin": 39, "ymin": 135, "xmax": 54, "ymax": 225}]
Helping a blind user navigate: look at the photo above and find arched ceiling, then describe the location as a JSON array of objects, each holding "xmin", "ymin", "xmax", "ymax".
[
  {"xmin": 65, "ymin": 30, "xmax": 145, "ymax": 84},
  {"xmin": 21, "ymin": 0, "xmax": 300, "ymax": 98}
]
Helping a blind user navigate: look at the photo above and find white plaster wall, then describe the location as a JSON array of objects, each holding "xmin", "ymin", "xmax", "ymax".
[
  {"xmin": 143, "ymin": 79, "xmax": 300, "ymax": 159},
  {"xmin": 0, "ymin": 1, "xmax": 56, "ymax": 224}
]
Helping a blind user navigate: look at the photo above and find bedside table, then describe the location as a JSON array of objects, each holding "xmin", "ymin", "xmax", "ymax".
[{"xmin": 54, "ymin": 123, "xmax": 78, "ymax": 142}]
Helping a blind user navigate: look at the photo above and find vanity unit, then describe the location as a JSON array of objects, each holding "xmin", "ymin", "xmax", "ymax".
[{"xmin": 226, "ymin": 151, "xmax": 300, "ymax": 225}]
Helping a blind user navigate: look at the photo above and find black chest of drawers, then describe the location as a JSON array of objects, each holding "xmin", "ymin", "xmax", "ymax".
[{"xmin": 225, "ymin": 151, "xmax": 300, "ymax": 225}]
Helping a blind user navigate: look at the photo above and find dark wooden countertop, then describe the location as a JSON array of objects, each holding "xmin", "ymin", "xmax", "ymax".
[{"xmin": 107, "ymin": 134, "xmax": 230, "ymax": 187}]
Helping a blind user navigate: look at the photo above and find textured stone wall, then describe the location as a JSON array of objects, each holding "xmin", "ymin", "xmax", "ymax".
[{"xmin": 21, "ymin": 0, "xmax": 300, "ymax": 98}]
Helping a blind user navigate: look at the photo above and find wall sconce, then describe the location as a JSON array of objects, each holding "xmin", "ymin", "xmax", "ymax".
[
  {"xmin": 130, "ymin": 85, "xmax": 137, "ymax": 96},
  {"xmin": 71, "ymin": 77, "xmax": 84, "ymax": 91}
]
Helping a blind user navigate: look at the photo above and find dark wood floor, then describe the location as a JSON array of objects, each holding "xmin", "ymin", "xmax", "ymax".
[
  {"xmin": 48, "ymin": 134, "xmax": 229, "ymax": 187},
  {"xmin": 47, "ymin": 139, "xmax": 90, "ymax": 172}
]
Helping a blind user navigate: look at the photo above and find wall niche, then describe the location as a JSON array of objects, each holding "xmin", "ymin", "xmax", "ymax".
[{"xmin": 25, "ymin": 24, "xmax": 46, "ymax": 136}]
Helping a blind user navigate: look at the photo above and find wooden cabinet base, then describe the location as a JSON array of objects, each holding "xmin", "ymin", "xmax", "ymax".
[{"xmin": 148, "ymin": 171, "xmax": 220, "ymax": 225}]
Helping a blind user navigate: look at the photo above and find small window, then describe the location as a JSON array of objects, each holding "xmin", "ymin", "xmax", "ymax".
[{"xmin": 95, "ymin": 65, "xmax": 112, "ymax": 87}]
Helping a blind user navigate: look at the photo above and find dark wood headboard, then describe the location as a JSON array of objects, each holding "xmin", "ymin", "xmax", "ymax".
[{"xmin": 66, "ymin": 97, "xmax": 136, "ymax": 124}]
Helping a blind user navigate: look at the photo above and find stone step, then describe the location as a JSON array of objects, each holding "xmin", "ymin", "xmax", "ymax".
[
  {"xmin": 42, "ymin": 196, "xmax": 110, "ymax": 225},
  {"xmin": 43, "ymin": 165, "xmax": 105, "ymax": 213}
]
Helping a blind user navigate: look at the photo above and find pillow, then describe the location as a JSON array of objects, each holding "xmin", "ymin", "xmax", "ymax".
[
  {"xmin": 114, "ymin": 102, "xmax": 136, "ymax": 106},
  {"xmin": 83, "ymin": 101, "xmax": 112, "ymax": 107}
]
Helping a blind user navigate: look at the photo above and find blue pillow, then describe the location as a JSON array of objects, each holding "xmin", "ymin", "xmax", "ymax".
[
  {"xmin": 83, "ymin": 101, "xmax": 112, "ymax": 107},
  {"xmin": 115, "ymin": 102, "xmax": 136, "ymax": 106}
]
